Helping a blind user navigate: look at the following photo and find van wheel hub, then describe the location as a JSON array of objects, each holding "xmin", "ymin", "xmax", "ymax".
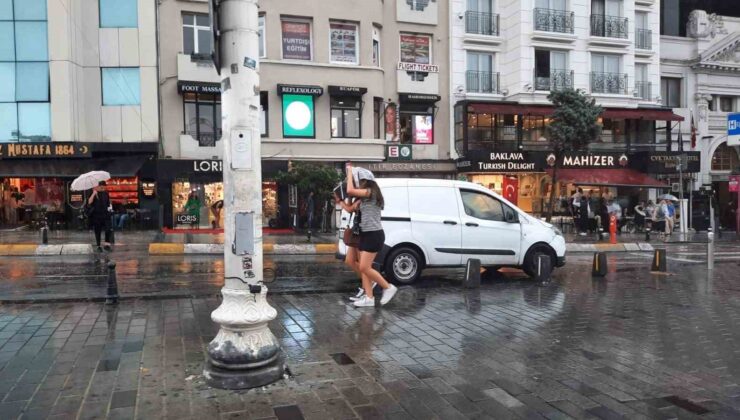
[{"xmin": 393, "ymin": 255, "xmax": 417, "ymax": 280}]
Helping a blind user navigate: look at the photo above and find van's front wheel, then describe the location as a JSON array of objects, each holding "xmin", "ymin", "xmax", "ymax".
[{"xmin": 385, "ymin": 247, "xmax": 422, "ymax": 284}]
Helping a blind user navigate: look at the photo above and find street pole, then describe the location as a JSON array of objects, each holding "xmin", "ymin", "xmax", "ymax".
[
  {"xmin": 203, "ymin": 0, "xmax": 285, "ymax": 389},
  {"xmin": 708, "ymin": 194, "xmax": 715, "ymax": 270},
  {"xmin": 678, "ymin": 155, "xmax": 686, "ymax": 235}
]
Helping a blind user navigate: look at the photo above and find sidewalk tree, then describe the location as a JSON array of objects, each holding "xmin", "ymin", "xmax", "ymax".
[
  {"xmin": 546, "ymin": 88, "xmax": 602, "ymax": 222},
  {"xmin": 275, "ymin": 162, "xmax": 342, "ymax": 202}
]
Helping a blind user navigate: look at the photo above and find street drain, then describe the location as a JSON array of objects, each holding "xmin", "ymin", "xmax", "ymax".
[
  {"xmin": 663, "ymin": 396, "xmax": 711, "ymax": 414},
  {"xmin": 330, "ymin": 352, "xmax": 355, "ymax": 365}
]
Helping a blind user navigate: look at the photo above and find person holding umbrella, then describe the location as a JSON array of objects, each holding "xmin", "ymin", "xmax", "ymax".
[{"xmin": 87, "ymin": 181, "xmax": 113, "ymax": 251}]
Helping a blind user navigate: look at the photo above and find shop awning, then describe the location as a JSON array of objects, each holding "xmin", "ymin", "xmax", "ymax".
[
  {"xmin": 545, "ymin": 168, "xmax": 668, "ymax": 188},
  {"xmin": 602, "ymin": 108, "xmax": 684, "ymax": 121},
  {"xmin": 0, "ymin": 156, "xmax": 148, "ymax": 178}
]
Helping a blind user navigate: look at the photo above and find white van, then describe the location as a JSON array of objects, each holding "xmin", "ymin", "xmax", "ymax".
[{"xmin": 337, "ymin": 178, "xmax": 566, "ymax": 284}]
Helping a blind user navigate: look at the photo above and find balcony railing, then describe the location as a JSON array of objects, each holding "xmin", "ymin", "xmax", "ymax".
[
  {"xmin": 635, "ymin": 28, "xmax": 652, "ymax": 49},
  {"xmin": 590, "ymin": 14, "xmax": 628, "ymax": 38},
  {"xmin": 535, "ymin": 69, "xmax": 574, "ymax": 91},
  {"xmin": 533, "ymin": 8, "xmax": 574, "ymax": 33},
  {"xmin": 465, "ymin": 11, "xmax": 499, "ymax": 36},
  {"xmin": 466, "ymin": 70, "xmax": 500, "ymax": 93},
  {"xmin": 591, "ymin": 72, "xmax": 628, "ymax": 94},
  {"xmin": 635, "ymin": 81, "xmax": 651, "ymax": 100},
  {"xmin": 186, "ymin": 129, "xmax": 221, "ymax": 147}
]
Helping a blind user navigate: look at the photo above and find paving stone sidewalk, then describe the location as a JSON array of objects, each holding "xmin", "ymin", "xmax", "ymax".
[{"xmin": 0, "ymin": 261, "xmax": 739, "ymax": 419}]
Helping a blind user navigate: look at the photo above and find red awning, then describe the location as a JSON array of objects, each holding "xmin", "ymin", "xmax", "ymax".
[
  {"xmin": 467, "ymin": 103, "xmax": 683, "ymax": 121},
  {"xmin": 545, "ymin": 168, "xmax": 668, "ymax": 188},
  {"xmin": 601, "ymin": 108, "xmax": 684, "ymax": 121}
]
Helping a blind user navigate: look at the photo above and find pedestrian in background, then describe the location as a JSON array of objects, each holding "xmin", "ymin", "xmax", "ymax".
[
  {"xmin": 87, "ymin": 181, "xmax": 113, "ymax": 252},
  {"xmin": 666, "ymin": 199, "xmax": 675, "ymax": 237}
]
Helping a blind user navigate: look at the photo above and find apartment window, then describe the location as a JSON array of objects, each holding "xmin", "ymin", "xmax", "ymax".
[
  {"xmin": 260, "ymin": 92, "xmax": 268, "ymax": 137},
  {"xmin": 400, "ymin": 33, "xmax": 431, "ymax": 64},
  {"xmin": 466, "ymin": 52, "xmax": 496, "ymax": 93},
  {"xmin": 661, "ymin": 77, "xmax": 681, "ymax": 107},
  {"xmin": 329, "ymin": 21, "xmax": 358, "ymax": 64},
  {"xmin": 591, "ymin": 54, "xmax": 625, "ymax": 94},
  {"xmin": 183, "ymin": 13, "xmax": 211, "ymax": 56},
  {"xmin": 281, "ymin": 19, "xmax": 312, "ymax": 61},
  {"xmin": 406, "ymin": 0, "xmax": 431, "ymax": 11},
  {"xmin": 0, "ymin": 0, "xmax": 50, "ymax": 142},
  {"xmin": 660, "ymin": 0, "xmax": 680, "ymax": 36},
  {"xmin": 535, "ymin": 49, "xmax": 569, "ymax": 91},
  {"xmin": 635, "ymin": 12, "xmax": 651, "ymax": 49},
  {"xmin": 711, "ymin": 143, "xmax": 740, "ymax": 171},
  {"xmin": 372, "ymin": 27, "xmax": 381, "ymax": 67},
  {"xmin": 330, "ymin": 96, "xmax": 361, "ymax": 138},
  {"xmin": 373, "ymin": 98, "xmax": 384, "ymax": 139},
  {"xmin": 466, "ymin": 0, "xmax": 497, "ymax": 36},
  {"xmin": 534, "ymin": 0, "xmax": 572, "ymax": 33},
  {"xmin": 99, "ymin": 0, "xmax": 137, "ymax": 28},
  {"xmin": 635, "ymin": 63, "xmax": 650, "ymax": 100},
  {"xmin": 719, "ymin": 96, "xmax": 735, "ymax": 112},
  {"xmin": 184, "ymin": 92, "xmax": 221, "ymax": 146},
  {"xmin": 590, "ymin": 0, "xmax": 627, "ymax": 38},
  {"xmin": 102, "ymin": 68, "xmax": 141, "ymax": 106},
  {"xmin": 259, "ymin": 15, "xmax": 265, "ymax": 58}
]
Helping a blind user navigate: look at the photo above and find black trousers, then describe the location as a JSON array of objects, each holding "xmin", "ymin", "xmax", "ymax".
[{"xmin": 92, "ymin": 218, "xmax": 112, "ymax": 246}]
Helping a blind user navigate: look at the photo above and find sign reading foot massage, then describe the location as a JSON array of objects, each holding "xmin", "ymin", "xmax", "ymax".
[{"xmin": 278, "ymin": 85, "xmax": 323, "ymax": 138}]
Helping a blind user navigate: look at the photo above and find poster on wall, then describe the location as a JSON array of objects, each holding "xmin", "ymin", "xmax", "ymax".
[
  {"xmin": 329, "ymin": 23, "xmax": 357, "ymax": 63},
  {"xmin": 413, "ymin": 115, "xmax": 433, "ymax": 144},
  {"xmin": 399, "ymin": 34, "xmax": 430, "ymax": 64},
  {"xmin": 385, "ymin": 103, "xmax": 397, "ymax": 142},
  {"xmin": 282, "ymin": 21, "xmax": 312, "ymax": 60}
]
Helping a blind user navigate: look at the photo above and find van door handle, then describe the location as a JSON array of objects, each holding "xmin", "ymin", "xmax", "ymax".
[
  {"xmin": 443, "ymin": 220, "xmax": 458, "ymax": 225},
  {"xmin": 465, "ymin": 222, "xmax": 479, "ymax": 227}
]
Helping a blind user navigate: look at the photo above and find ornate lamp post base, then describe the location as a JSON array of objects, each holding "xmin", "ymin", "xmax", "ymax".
[{"xmin": 203, "ymin": 287, "xmax": 285, "ymax": 389}]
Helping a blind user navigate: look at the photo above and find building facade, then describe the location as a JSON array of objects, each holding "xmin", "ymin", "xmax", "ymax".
[
  {"xmin": 661, "ymin": 10, "xmax": 740, "ymax": 231},
  {"xmin": 449, "ymin": 0, "xmax": 687, "ymax": 218},
  {"xmin": 157, "ymin": 0, "xmax": 452, "ymax": 229},
  {"xmin": 1, "ymin": 0, "xmax": 159, "ymax": 228}
]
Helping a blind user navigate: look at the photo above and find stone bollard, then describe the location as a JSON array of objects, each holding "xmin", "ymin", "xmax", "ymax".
[
  {"xmin": 463, "ymin": 259, "xmax": 481, "ymax": 288},
  {"xmin": 535, "ymin": 254, "xmax": 553, "ymax": 284},
  {"xmin": 707, "ymin": 231, "xmax": 715, "ymax": 270},
  {"xmin": 592, "ymin": 252, "xmax": 607, "ymax": 277},
  {"xmin": 106, "ymin": 261, "xmax": 119, "ymax": 305},
  {"xmin": 651, "ymin": 249, "xmax": 667, "ymax": 272},
  {"xmin": 645, "ymin": 226, "xmax": 651, "ymax": 242},
  {"xmin": 40, "ymin": 226, "xmax": 48, "ymax": 245}
]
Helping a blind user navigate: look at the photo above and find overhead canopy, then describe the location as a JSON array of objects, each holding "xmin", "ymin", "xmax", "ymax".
[
  {"xmin": 466, "ymin": 103, "xmax": 684, "ymax": 121},
  {"xmin": 545, "ymin": 168, "xmax": 668, "ymax": 188},
  {"xmin": 0, "ymin": 156, "xmax": 148, "ymax": 178}
]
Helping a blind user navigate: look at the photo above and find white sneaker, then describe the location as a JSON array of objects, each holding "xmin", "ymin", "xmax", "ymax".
[
  {"xmin": 380, "ymin": 285, "xmax": 398, "ymax": 306},
  {"xmin": 349, "ymin": 288, "xmax": 365, "ymax": 301},
  {"xmin": 353, "ymin": 296, "xmax": 375, "ymax": 307}
]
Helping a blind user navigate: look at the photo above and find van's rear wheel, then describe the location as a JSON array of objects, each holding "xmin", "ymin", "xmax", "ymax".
[{"xmin": 385, "ymin": 247, "xmax": 422, "ymax": 284}]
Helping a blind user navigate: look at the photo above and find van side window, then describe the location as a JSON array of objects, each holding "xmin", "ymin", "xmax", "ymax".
[{"xmin": 460, "ymin": 190, "xmax": 504, "ymax": 222}]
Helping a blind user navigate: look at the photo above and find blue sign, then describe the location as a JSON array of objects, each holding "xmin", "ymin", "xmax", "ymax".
[{"xmin": 729, "ymin": 113, "xmax": 740, "ymax": 146}]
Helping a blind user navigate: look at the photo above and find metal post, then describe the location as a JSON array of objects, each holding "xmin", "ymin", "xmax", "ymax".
[
  {"xmin": 41, "ymin": 226, "xmax": 48, "ymax": 244},
  {"xmin": 708, "ymin": 196, "xmax": 715, "ymax": 270},
  {"xmin": 204, "ymin": 0, "xmax": 284, "ymax": 390}
]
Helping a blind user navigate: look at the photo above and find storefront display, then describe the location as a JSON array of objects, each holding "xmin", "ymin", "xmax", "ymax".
[
  {"xmin": 262, "ymin": 181, "xmax": 278, "ymax": 226},
  {"xmin": 107, "ymin": 177, "xmax": 139, "ymax": 204},
  {"xmin": 171, "ymin": 181, "xmax": 223, "ymax": 229}
]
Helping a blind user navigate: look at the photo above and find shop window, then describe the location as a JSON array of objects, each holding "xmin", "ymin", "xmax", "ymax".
[
  {"xmin": 329, "ymin": 21, "xmax": 358, "ymax": 64},
  {"xmin": 522, "ymin": 116, "xmax": 548, "ymax": 143},
  {"xmin": 661, "ymin": 77, "xmax": 681, "ymax": 108},
  {"xmin": 182, "ymin": 13, "xmax": 211, "ymax": 57},
  {"xmin": 102, "ymin": 68, "xmax": 140, "ymax": 106},
  {"xmin": 400, "ymin": 33, "xmax": 431, "ymax": 64},
  {"xmin": 184, "ymin": 92, "xmax": 221, "ymax": 146},
  {"xmin": 598, "ymin": 118, "xmax": 626, "ymax": 143},
  {"xmin": 99, "ymin": 0, "xmax": 137, "ymax": 28},
  {"xmin": 281, "ymin": 18, "xmax": 312, "ymax": 61},
  {"xmin": 258, "ymin": 14, "xmax": 266, "ymax": 58},
  {"xmin": 330, "ymin": 96, "xmax": 361, "ymax": 138},
  {"xmin": 373, "ymin": 98, "xmax": 384, "ymax": 139},
  {"xmin": 399, "ymin": 104, "xmax": 434, "ymax": 144},
  {"xmin": 711, "ymin": 143, "xmax": 740, "ymax": 171},
  {"xmin": 172, "ymin": 181, "xmax": 224, "ymax": 229},
  {"xmin": 719, "ymin": 96, "xmax": 735, "ymax": 112},
  {"xmin": 260, "ymin": 91, "xmax": 268, "ymax": 137}
]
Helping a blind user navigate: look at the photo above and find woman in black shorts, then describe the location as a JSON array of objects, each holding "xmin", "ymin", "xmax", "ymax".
[{"xmin": 336, "ymin": 163, "xmax": 397, "ymax": 307}]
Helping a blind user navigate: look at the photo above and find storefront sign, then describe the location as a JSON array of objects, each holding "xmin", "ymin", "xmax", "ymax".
[
  {"xmin": 328, "ymin": 85, "xmax": 367, "ymax": 96},
  {"xmin": 176, "ymin": 213, "xmax": 199, "ymax": 224},
  {"xmin": 457, "ymin": 152, "xmax": 544, "ymax": 173},
  {"xmin": 386, "ymin": 145, "xmax": 412, "ymax": 161},
  {"xmin": 141, "ymin": 182, "xmax": 156, "ymax": 198},
  {"xmin": 281, "ymin": 21, "xmax": 312, "ymax": 60},
  {"xmin": 177, "ymin": 81, "xmax": 221, "ymax": 94},
  {"xmin": 729, "ymin": 175, "xmax": 740, "ymax": 192},
  {"xmin": 399, "ymin": 93, "xmax": 441, "ymax": 103},
  {"xmin": 193, "ymin": 160, "xmax": 223, "ymax": 172},
  {"xmin": 282, "ymin": 94, "xmax": 316, "ymax": 137},
  {"xmin": 413, "ymin": 115, "xmax": 433, "ymax": 144},
  {"xmin": 634, "ymin": 151, "xmax": 700, "ymax": 173},
  {"xmin": 397, "ymin": 62, "xmax": 439, "ymax": 73},
  {"xmin": 364, "ymin": 161, "xmax": 456, "ymax": 173},
  {"xmin": 553, "ymin": 153, "xmax": 629, "ymax": 169},
  {"xmin": 0, "ymin": 143, "xmax": 91, "ymax": 159},
  {"xmin": 277, "ymin": 85, "xmax": 323, "ymax": 96}
]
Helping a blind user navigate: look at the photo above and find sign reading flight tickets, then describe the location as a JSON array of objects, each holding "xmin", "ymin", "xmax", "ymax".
[
  {"xmin": 728, "ymin": 113, "xmax": 740, "ymax": 146},
  {"xmin": 281, "ymin": 21, "xmax": 311, "ymax": 60}
]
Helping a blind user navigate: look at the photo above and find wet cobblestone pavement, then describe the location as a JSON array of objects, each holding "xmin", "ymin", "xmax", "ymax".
[{"xmin": 0, "ymin": 255, "xmax": 739, "ymax": 419}]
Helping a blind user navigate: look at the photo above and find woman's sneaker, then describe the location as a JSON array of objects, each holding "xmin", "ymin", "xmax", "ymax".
[
  {"xmin": 380, "ymin": 285, "xmax": 398, "ymax": 306},
  {"xmin": 349, "ymin": 288, "xmax": 365, "ymax": 302},
  {"xmin": 353, "ymin": 296, "xmax": 375, "ymax": 307}
]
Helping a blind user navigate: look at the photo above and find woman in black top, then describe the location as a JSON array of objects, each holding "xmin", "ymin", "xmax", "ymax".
[{"xmin": 87, "ymin": 181, "xmax": 113, "ymax": 251}]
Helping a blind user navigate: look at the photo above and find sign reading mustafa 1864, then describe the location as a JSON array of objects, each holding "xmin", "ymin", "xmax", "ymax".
[{"xmin": 0, "ymin": 142, "xmax": 91, "ymax": 159}]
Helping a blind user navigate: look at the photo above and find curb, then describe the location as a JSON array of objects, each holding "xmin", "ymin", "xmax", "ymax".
[
  {"xmin": 565, "ymin": 242, "xmax": 654, "ymax": 253},
  {"xmin": 0, "ymin": 243, "xmax": 94, "ymax": 256},
  {"xmin": 148, "ymin": 243, "xmax": 338, "ymax": 255}
]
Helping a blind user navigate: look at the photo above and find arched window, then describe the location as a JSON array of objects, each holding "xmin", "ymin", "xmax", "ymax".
[{"xmin": 711, "ymin": 142, "xmax": 740, "ymax": 171}]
